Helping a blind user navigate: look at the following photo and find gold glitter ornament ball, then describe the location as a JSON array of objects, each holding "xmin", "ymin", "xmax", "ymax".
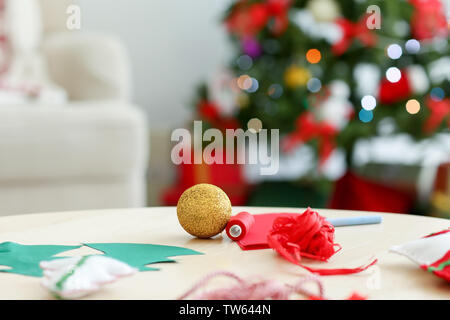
[{"xmin": 177, "ymin": 184, "xmax": 232, "ymax": 238}]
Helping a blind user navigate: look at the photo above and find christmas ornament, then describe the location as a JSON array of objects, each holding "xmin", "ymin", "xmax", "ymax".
[
  {"xmin": 265, "ymin": 0, "xmax": 291, "ymax": 35},
  {"xmin": 177, "ymin": 184, "xmax": 232, "ymax": 238},
  {"xmin": 429, "ymin": 57, "xmax": 450, "ymax": 84},
  {"xmin": 390, "ymin": 229, "xmax": 450, "ymax": 282},
  {"xmin": 406, "ymin": 99, "xmax": 421, "ymax": 114},
  {"xmin": 313, "ymin": 80, "xmax": 353, "ymax": 130},
  {"xmin": 306, "ymin": 48, "xmax": 321, "ymax": 64},
  {"xmin": 424, "ymin": 97, "xmax": 450, "ymax": 133},
  {"xmin": 225, "ymin": 0, "xmax": 291, "ymax": 38},
  {"xmin": 291, "ymin": 9, "xmax": 342, "ymax": 44},
  {"xmin": 179, "ymin": 270, "xmax": 366, "ymax": 300},
  {"xmin": 378, "ymin": 69, "xmax": 411, "ymax": 105},
  {"xmin": 198, "ymin": 100, "xmax": 220, "ymax": 122},
  {"xmin": 226, "ymin": 2, "xmax": 268, "ymax": 38},
  {"xmin": 284, "ymin": 65, "xmax": 310, "ymax": 88},
  {"xmin": 332, "ymin": 16, "xmax": 377, "ymax": 56},
  {"xmin": 353, "ymin": 63, "xmax": 381, "ymax": 98},
  {"xmin": 386, "ymin": 44, "xmax": 403, "ymax": 60},
  {"xmin": 405, "ymin": 65, "xmax": 429, "ymax": 95},
  {"xmin": 241, "ymin": 37, "xmax": 262, "ymax": 58},
  {"xmin": 40, "ymin": 255, "xmax": 137, "ymax": 299},
  {"xmin": 306, "ymin": 0, "xmax": 340, "ymax": 22}
]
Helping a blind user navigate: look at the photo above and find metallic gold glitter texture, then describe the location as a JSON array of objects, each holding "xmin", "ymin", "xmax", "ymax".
[{"xmin": 177, "ymin": 184, "xmax": 232, "ymax": 238}]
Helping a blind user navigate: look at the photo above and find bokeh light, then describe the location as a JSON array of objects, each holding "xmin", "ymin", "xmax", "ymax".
[
  {"xmin": 247, "ymin": 118, "xmax": 263, "ymax": 133},
  {"xmin": 386, "ymin": 67, "xmax": 402, "ymax": 83},
  {"xmin": 307, "ymin": 78, "xmax": 322, "ymax": 92},
  {"xmin": 405, "ymin": 39, "xmax": 421, "ymax": 54},
  {"xmin": 387, "ymin": 44, "xmax": 402, "ymax": 59},
  {"xmin": 406, "ymin": 99, "xmax": 420, "ymax": 114},
  {"xmin": 246, "ymin": 78, "xmax": 259, "ymax": 93},
  {"xmin": 236, "ymin": 55, "xmax": 253, "ymax": 70},
  {"xmin": 361, "ymin": 95, "xmax": 377, "ymax": 111},
  {"xmin": 393, "ymin": 20, "xmax": 409, "ymax": 37},
  {"xmin": 359, "ymin": 109, "xmax": 374, "ymax": 123},
  {"xmin": 284, "ymin": 66, "xmax": 310, "ymax": 88},
  {"xmin": 306, "ymin": 49, "xmax": 321, "ymax": 64},
  {"xmin": 268, "ymin": 84, "xmax": 283, "ymax": 99},
  {"xmin": 237, "ymin": 93, "xmax": 250, "ymax": 108},
  {"xmin": 430, "ymin": 87, "xmax": 445, "ymax": 101},
  {"xmin": 237, "ymin": 75, "xmax": 252, "ymax": 90}
]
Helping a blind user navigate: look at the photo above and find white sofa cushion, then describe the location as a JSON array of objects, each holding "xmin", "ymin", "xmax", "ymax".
[
  {"xmin": 43, "ymin": 33, "xmax": 131, "ymax": 101},
  {"xmin": 0, "ymin": 178, "xmax": 146, "ymax": 216},
  {"xmin": 39, "ymin": 0, "xmax": 75, "ymax": 34},
  {"xmin": 0, "ymin": 100, "xmax": 148, "ymax": 181}
]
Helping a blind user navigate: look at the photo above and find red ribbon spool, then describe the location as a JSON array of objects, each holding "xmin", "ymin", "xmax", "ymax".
[{"xmin": 225, "ymin": 212, "xmax": 255, "ymax": 241}]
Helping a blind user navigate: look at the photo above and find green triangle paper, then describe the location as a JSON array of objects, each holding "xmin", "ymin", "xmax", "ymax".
[
  {"xmin": 84, "ymin": 243, "xmax": 203, "ymax": 271},
  {"xmin": 0, "ymin": 242, "xmax": 82, "ymax": 277}
]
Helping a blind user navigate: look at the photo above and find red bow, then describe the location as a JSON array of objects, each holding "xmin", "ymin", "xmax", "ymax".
[
  {"xmin": 409, "ymin": 0, "xmax": 448, "ymax": 40},
  {"xmin": 424, "ymin": 97, "xmax": 450, "ymax": 133},
  {"xmin": 226, "ymin": 0, "xmax": 291, "ymax": 38},
  {"xmin": 332, "ymin": 16, "xmax": 377, "ymax": 56},
  {"xmin": 266, "ymin": 0, "xmax": 291, "ymax": 36},
  {"xmin": 282, "ymin": 113, "xmax": 337, "ymax": 166},
  {"xmin": 198, "ymin": 100, "xmax": 239, "ymax": 131}
]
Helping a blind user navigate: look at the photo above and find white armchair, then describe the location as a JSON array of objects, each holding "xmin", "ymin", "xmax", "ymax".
[{"xmin": 0, "ymin": 0, "xmax": 149, "ymax": 216}]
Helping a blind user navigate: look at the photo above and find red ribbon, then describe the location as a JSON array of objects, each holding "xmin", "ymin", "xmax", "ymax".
[
  {"xmin": 424, "ymin": 97, "xmax": 450, "ymax": 134},
  {"xmin": 282, "ymin": 113, "xmax": 337, "ymax": 166},
  {"xmin": 198, "ymin": 100, "xmax": 239, "ymax": 131},
  {"xmin": 198, "ymin": 100, "xmax": 220, "ymax": 122},
  {"xmin": 267, "ymin": 208, "xmax": 378, "ymax": 276},
  {"xmin": 332, "ymin": 16, "xmax": 377, "ymax": 56}
]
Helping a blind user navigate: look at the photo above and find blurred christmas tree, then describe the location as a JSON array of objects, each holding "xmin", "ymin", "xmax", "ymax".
[
  {"xmin": 183, "ymin": 0, "xmax": 450, "ymax": 210},
  {"xmin": 195, "ymin": 0, "xmax": 448, "ymax": 160}
]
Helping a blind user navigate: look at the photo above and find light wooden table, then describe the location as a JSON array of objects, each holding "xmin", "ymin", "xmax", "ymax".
[{"xmin": 0, "ymin": 207, "xmax": 448, "ymax": 300}]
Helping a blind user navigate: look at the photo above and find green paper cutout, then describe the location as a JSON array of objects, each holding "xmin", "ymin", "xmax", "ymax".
[
  {"xmin": 0, "ymin": 242, "xmax": 203, "ymax": 277},
  {"xmin": 0, "ymin": 242, "xmax": 82, "ymax": 277},
  {"xmin": 84, "ymin": 243, "xmax": 202, "ymax": 271}
]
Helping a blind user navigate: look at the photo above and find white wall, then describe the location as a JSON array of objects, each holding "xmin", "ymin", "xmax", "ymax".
[{"xmin": 79, "ymin": 0, "xmax": 232, "ymax": 127}]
